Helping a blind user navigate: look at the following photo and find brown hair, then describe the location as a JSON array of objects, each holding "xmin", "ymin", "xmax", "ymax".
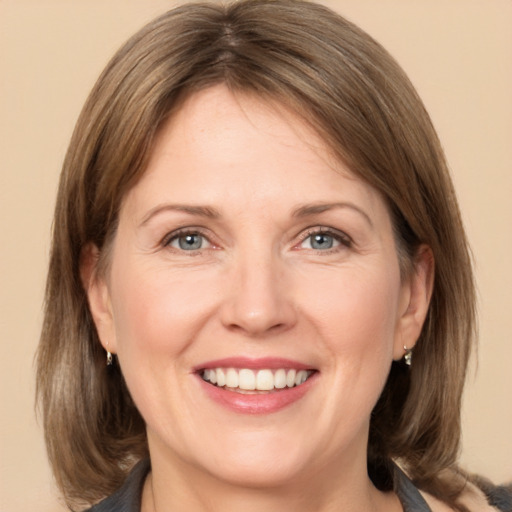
[{"xmin": 36, "ymin": 1, "xmax": 475, "ymax": 510}]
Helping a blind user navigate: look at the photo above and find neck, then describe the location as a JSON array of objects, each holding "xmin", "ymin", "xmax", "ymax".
[{"xmin": 142, "ymin": 446, "xmax": 401, "ymax": 512}]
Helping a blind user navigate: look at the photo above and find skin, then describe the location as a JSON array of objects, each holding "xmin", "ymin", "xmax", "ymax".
[{"xmin": 85, "ymin": 85, "xmax": 434, "ymax": 512}]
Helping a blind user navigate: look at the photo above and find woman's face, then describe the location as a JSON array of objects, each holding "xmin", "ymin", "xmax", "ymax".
[{"xmin": 88, "ymin": 85, "xmax": 430, "ymax": 490}]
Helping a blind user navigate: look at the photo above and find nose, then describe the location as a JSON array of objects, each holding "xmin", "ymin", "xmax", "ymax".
[{"xmin": 219, "ymin": 249, "xmax": 297, "ymax": 337}]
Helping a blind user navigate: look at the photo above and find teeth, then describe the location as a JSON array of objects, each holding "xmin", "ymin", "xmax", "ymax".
[
  {"xmin": 274, "ymin": 369, "xmax": 287, "ymax": 389},
  {"xmin": 225, "ymin": 368, "xmax": 239, "ymax": 388},
  {"xmin": 295, "ymin": 370, "xmax": 307, "ymax": 386},
  {"xmin": 201, "ymin": 368, "xmax": 313, "ymax": 391},
  {"xmin": 286, "ymin": 369, "xmax": 296, "ymax": 388},
  {"xmin": 216, "ymin": 368, "xmax": 226, "ymax": 387},
  {"xmin": 239, "ymin": 369, "xmax": 256, "ymax": 390},
  {"xmin": 256, "ymin": 369, "xmax": 274, "ymax": 391}
]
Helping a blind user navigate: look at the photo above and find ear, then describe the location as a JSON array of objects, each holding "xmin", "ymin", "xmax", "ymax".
[
  {"xmin": 393, "ymin": 245, "xmax": 435, "ymax": 360},
  {"xmin": 80, "ymin": 243, "xmax": 117, "ymax": 354}
]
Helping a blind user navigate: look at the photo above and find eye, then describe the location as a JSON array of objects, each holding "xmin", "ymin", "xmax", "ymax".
[
  {"xmin": 302, "ymin": 233, "xmax": 339, "ymax": 250},
  {"xmin": 304, "ymin": 233, "xmax": 337, "ymax": 250},
  {"xmin": 298, "ymin": 228, "xmax": 351, "ymax": 252},
  {"xmin": 165, "ymin": 231, "xmax": 211, "ymax": 251}
]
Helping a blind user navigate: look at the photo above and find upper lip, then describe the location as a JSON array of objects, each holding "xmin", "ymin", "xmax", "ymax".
[{"xmin": 193, "ymin": 357, "xmax": 315, "ymax": 372}]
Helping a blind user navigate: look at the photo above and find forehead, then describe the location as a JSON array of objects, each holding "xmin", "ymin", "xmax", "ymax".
[
  {"xmin": 122, "ymin": 84, "xmax": 387, "ymax": 222},
  {"xmin": 155, "ymin": 86, "xmax": 340, "ymax": 171}
]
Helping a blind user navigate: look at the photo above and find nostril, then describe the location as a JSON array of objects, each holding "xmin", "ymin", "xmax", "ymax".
[
  {"xmin": 224, "ymin": 320, "xmax": 288, "ymax": 337},
  {"xmin": 221, "ymin": 302, "xmax": 297, "ymax": 336},
  {"xmin": 218, "ymin": 265, "xmax": 298, "ymax": 335}
]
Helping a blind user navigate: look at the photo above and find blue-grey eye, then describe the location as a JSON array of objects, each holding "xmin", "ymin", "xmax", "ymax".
[
  {"xmin": 302, "ymin": 232, "xmax": 340, "ymax": 250},
  {"xmin": 170, "ymin": 233, "xmax": 207, "ymax": 250},
  {"xmin": 311, "ymin": 233, "xmax": 334, "ymax": 249}
]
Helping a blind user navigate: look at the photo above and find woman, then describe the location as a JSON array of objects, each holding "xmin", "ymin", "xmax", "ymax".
[{"xmin": 36, "ymin": 1, "xmax": 511, "ymax": 511}]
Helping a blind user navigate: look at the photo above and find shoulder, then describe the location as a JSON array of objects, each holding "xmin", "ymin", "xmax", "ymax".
[
  {"xmin": 85, "ymin": 459, "xmax": 150, "ymax": 512},
  {"xmin": 393, "ymin": 461, "xmax": 511, "ymax": 512},
  {"xmin": 419, "ymin": 491, "xmax": 455, "ymax": 512},
  {"xmin": 468, "ymin": 475, "xmax": 512, "ymax": 512},
  {"xmin": 421, "ymin": 479, "xmax": 512, "ymax": 512}
]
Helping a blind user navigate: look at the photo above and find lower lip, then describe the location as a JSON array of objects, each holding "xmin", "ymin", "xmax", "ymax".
[{"xmin": 197, "ymin": 373, "xmax": 317, "ymax": 415}]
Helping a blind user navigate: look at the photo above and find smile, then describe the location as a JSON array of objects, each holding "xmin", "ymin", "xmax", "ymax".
[{"xmin": 201, "ymin": 368, "xmax": 314, "ymax": 392}]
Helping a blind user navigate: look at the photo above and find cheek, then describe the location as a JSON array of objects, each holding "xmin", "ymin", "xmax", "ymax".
[
  {"xmin": 107, "ymin": 262, "xmax": 224, "ymax": 429},
  {"xmin": 290, "ymin": 263, "xmax": 403, "ymax": 447},
  {"xmin": 301, "ymin": 263, "xmax": 401, "ymax": 417},
  {"xmin": 110, "ymin": 265, "xmax": 218, "ymax": 358},
  {"xmin": 303, "ymin": 265, "xmax": 401, "ymax": 355}
]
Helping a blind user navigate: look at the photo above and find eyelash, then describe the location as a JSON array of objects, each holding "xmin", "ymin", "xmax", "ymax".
[
  {"xmin": 297, "ymin": 227, "xmax": 352, "ymax": 254},
  {"xmin": 161, "ymin": 228, "xmax": 212, "ymax": 252},
  {"xmin": 161, "ymin": 227, "xmax": 352, "ymax": 254}
]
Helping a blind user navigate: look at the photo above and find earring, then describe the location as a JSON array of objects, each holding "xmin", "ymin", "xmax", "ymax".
[
  {"xmin": 403, "ymin": 346, "xmax": 412, "ymax": 366},
  {"xmin": 106, "ymin": 351, "xmax": 113, "ymax": 366}
]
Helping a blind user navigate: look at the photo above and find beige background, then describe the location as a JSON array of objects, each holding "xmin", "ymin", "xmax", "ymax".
[{"xmin": 0, "ymin": 1, "xmax": 511, "ymax": 511}]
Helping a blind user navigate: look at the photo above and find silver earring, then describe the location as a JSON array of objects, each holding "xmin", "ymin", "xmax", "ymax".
[
  {"xmin": 106, "ymin": 351, "xmax": 113, "ymax": 366},
  {"xmin": 403, "ymin": 346, "xmax": 412, "ymax": 366}
]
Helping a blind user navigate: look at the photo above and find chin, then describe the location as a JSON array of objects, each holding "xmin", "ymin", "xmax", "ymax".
[
  {"xmin": 204, "ymin": 455, "xmax": 307, "ymax": 489},
  {"xmin": 192, "ymin": 429, "xmax": 315, "ymax": 489}
]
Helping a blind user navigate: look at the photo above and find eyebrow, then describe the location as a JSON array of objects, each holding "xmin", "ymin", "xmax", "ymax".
[
  {"xmin": 139, "ymin": 201, "xmax": 373, "ymax": 228},
  {"xmin": 139, "ymin": 204, "xmax": 220, "ymax": 227},
  {"xmin": 292, "ymin": 202, "xmax": 373, "ymax": 227}
]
